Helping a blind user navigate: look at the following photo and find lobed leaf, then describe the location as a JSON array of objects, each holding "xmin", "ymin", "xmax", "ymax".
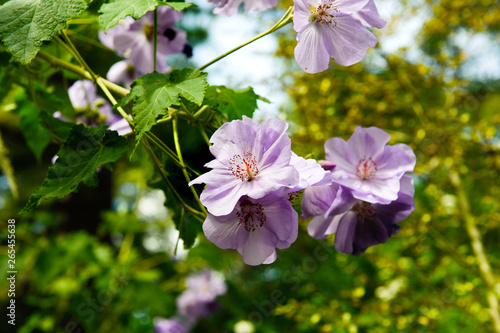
[
  {"xmin": 99, "ymin": 0, "xmax": 159, "ymax": 32},
  {"xmin": 118, "ymin": 69, "xmax": 207, "ymax": 149},
  {"xmin": 21, "ymin": 124, "xmax": 129, "ymax": 213},
  {"xmin": 205, "ymin": 85, "xmax": 269, "ymax": 120},
  {"xmin": 0, "ymin": 0, "xmax": 88, "ymax": 64}
]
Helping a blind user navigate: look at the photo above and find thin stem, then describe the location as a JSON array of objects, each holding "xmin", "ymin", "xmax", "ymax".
[
  {"xmin": 37, "ymin": 51, "xmax": 129, "ymax": 96},
  {"xmin": 198, "ymin": 124, "xmax": 211, "ymax": 146},
  {"xmin": 153, "ymin": 8, "xmax": 158, "ymax": 72},
  {"xmin": 198, "ymin": 7, "xmax": 293, "ymax": 71},
  {"xmin": 193, "ymin": 105, "xmax": 209, "ymax": 119},
  {"xmin": 173, "ymin": 116, "xmax": 208, "ymax": 216},
  {"xmin": 60, "ymin": 29, "xmax": 98, "ymax": 83},
  {"xmin": 450, "ymin": 170, "xmax": 500, "ymax": 332},
  {"xmin": 142, "ymin": 138, "xmax": 204, "ymax": 217},
  {"xmin": 96, "ymin": 78, "xmax": 134, "ymax": 125}
]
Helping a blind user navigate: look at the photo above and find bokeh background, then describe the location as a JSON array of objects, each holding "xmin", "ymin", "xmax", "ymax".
[{"xmin": 1, "ymin": 0, "xmax": 500, "ymax": 332}]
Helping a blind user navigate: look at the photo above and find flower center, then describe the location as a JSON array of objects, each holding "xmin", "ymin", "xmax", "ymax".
[
  {"xmin": 143, "ymin": 24, "xmax": 155, "ymax": 40},
  {"xmin": 310, "ymin": 1, "xmax": 339, "ymax": 26},
  {"xmin": 237, "ymin": 200, "xmax": 266, "ymax": 232},
  {"xmin": 355, "ymin": 201, "xmax": 375, "ymax": 223},
  {"xmin": 228, "ymin": 152, "xmax": 259, "ymax": 182},
  {"xmin": 356, "ymin": 157, "xmax": 377, "ymax": 180}
]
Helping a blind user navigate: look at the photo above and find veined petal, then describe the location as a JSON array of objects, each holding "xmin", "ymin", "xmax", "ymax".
[
  {"xmin": 325, "ymin": 137, "xmax": 361, "ymax": 171},
  {"xmin": 203, "ymin": 212, "xmax": 241, "ymax": 249},
  {"xmin": 334, "ymin": 211, "xmax": 357, "ymax": 254},
  {"xmin": 248, "ymin": 165, "xmax": 299, "ymax": 198},
  {"xmin": 295, "ymin": 24, "xmax": 331, "ymax": 73},
  {"xmin": 238, "ymin": 227, "xmax": 278, "ymax": 265},
  {"xmin": 307, "ymin": 214, "xmax": 342, "ymax": 239},
  {"xmin": 349, "ymin": 126, "xmax": 391, "ymax": 161},
  {"xmin": 262, "ymin": 197, "xmax": 297, "ymax": 243},
  {"xmin": 322, "ymin": 15, "xmax": 377, "ymax": 66},
  {"xmin": 375, "ymin": 144, "xmax": 416, "ymax": 178},
  {"xmin": 301, "ymin": 183, "xmax": 337, "ymax": 218},
  {"xmin": 293, "ymin": 0, "xmax": 313, "ymax": 33},
  {"xmin": 352, "ymin": 0, "xmax": 386, "ymax": 28},
  {"xmin": 244, "ymin": 0, "xmax": 278, "ymax": 12},
  {"xmin": 335, "ymin": 0, "xmax": 370, "ymax": 14}
]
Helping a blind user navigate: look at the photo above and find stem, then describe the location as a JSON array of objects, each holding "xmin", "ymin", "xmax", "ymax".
[
  {"xmin": 198, "ymin": 6, "xmax": 293, "ymax": 71},
  {"xmin": 60, "ymin": 30, "xmax": 98, "ymax": 83},
  {"xmin": 172, "ymin": 116, "xmax": 208, "ymax": 216},
  {"xmin": 96, "ymin": 78, "xmax": 134, "ymax": 125},
  {"xmin": 153, "ymin": 8, "xmax": 158, "ymax": 72},
  {"xmin": 450, "ymin": 170, "xmax": 500, "ymax": 332},
  {"xmin": 198, "ymin": 124, "xmax": 211, "ymax": 146},
  {"xmin": 142, "ymin": 138, "xmax": 204, "ymax": 217},
  {"xmin": 37, "ymin": 51, "xmax": 129, "ymax": 96}
]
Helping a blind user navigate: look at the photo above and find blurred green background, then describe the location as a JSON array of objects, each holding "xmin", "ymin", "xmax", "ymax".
[{"xmin": 1, "ymin": 0, "xmax": 500, "ymax": 332}]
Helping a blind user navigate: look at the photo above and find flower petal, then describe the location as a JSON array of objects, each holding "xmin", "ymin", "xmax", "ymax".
[
  {"xmin": 295, "ymin": 24, "xmax": 331, "ymax": 73},
  {"xmin": 203, "ymin": 211, "xmax": 241, "ymax": 249},
  {"xmin": 238, "ymin": 227, "xmax": 278, "ymax": 265},
  {"xmin": 334, "ymin": 211, "xmax": 357, "ymax": 254}
]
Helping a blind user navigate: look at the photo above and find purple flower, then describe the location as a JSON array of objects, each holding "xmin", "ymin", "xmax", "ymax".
[
  {"xmin": 65, "ymin": 80, "xmax": 132, "ymax": 136},
  {"xmin": 106, "ymin": 60, "xmax": 158, "ymax": 89},
  {"xmin": 154, "ymin": 317, "xmax": 189, "ymax": 333},
  {"xmin": 99, "ymin": 6, "xmax": 186, "ymax": 74},
  {"xmin": 293, "ymin": 0, "xmax": 385, "ymax": 73},
  {"xmin": 185, "ymin": 269, "xmax": 227, "ymax": 298},
  {"xmin": 324, "ymin": 126, "xmax": 415, "ymax": 204},
  {"xmin": 203, "ymin": 194, "xmax": 298, "ymax": 265},
  {"xmin": 286, "ymin": 152, "xmax": 331, "ymax": 194},
  {"xmin": 208, "ymin": 0, "xmax": 278, "ymax": 16},
  {"xmin": 177, "ymin": 291, "xmax": 221, "ymax": 322},
  {"xmin": 189, "ymin": 116, "xmax": 299, "ymax": 216},
  {"xmin": 305, "ymin": 175, "xmax": 415, "ymax": 255}
]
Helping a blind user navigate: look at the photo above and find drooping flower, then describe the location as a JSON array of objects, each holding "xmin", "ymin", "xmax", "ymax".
[
  {"xmin": 207, "ymin": 0, "xmax": 278, "ymax": 16},
  {"xmin": 293, "ymin": 0, "xmax": 385, "ymax": 73},
  {"xmin": 304, "ymin": 175, "xmax": 415, "ymax": 255},
  {"xmin": 154, "ymin": 317, "xmax": 190, "ymax": 333},
  {"xmin": 60, "ymin": 80, "xmax": 132, "ymax": 136},
  {"xmin": 189, "ymin": 116, "xmax": 299, "ymax": 216},
  {"xmin": 99, "ymin": 5, "xmax": 187, "ymax": 74},
  {"xmin": 203, "ymin": 194, "xmax": 298, "ymax": 265},
  {"xmin": 324, "ymin": 126, "xmax": 415, "ymax": 204}
]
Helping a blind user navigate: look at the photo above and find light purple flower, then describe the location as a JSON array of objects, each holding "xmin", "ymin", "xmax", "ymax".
[
  {"xmin": 203, "ymin": 194, "xmax": 298, "ymax": 265},
  {"xmin": 99, "ymin": 6, "xmax": 186, "ymax": 74},
  {"xmin": 185, "ymin": 269, "xmax": 227, "ymax": 298},
  {"xmin": 305, "ymin": 175, "xmax": 415, "ymax": 255},
  {"xmin": 286, "ymin": 152, "xmax": 331, "ymax": 194},
  {"xmin": 325, "ymin": 126, "xmax": 415, "ymax": 204},
  {"xmin": 65, "ymin": 80, "xmax": 132, "ymax": 136},
  {"xmin": 293, "ymin": 0, "xmax": 385, "ymax": 73},
  {"xmin": 189, "ymin": 116, "xmax": 299, "ymax": 216},
  {"xmin": 208, "ymin": 0, "xmax": 278, "ymax": 16},
  {"xmin": 154, "ymin": 317, "xmax": 189, "ymax": 333},
  {"xmin": 177, "ymin": 290, "xmax": 221, "ymax": 322}
]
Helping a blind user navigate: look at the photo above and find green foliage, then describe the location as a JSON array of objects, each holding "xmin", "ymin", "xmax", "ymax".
[
  {"xmin": 118, "ymin": 69, "xmax": 208, "ymax": 148},
  {"xmin": 205, "ymin": 85, "xmax": 267, "ymax": 120},
  {"xmin": 21, "ymin": 124, "xmax": 129, "ymax": 213},
  {"xmin": 161, "ymin": 1, "xmax": 197, "ymax": 12},
  {"xmin": 99, "ymin": 0, "xmax": 160, "ymax": 32},
  {"xmin": 0, "ymin": 0, "xmax": 88, "ymax": 64},
  {"xmin": 16, "ymin": 97, "xmax": 51, "ymax": 161}
]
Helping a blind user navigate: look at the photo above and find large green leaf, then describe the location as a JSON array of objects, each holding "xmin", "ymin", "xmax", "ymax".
[
  {"xmin": 0, "ymin": 0, "xmax": 88, "ymax": 64},
  {"xmin": 161, "ymin": 1, "xmax": 196, "ymax": 12},
  {"xmin": 21, "ymin": 124, "xmax": 129, "ymax": 213},
  {"xmin": 118, "ymin": 69, "xmax": 207, "ymax": 147},
  {"xmin": 18, "ymin": 100, "xmax": 51, "ymax": 161},
  {"xmin": 205, "ymin": 85, "xmax": 268, "ymax": 120},
  {"xmin": 99, "ymin": 0, "xmax": 159, "ymax": 32}
]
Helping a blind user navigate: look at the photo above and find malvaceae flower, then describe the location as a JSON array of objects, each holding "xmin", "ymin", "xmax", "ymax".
[
  {"xmin": 293, "ymin": 0, "xmax": 385, "ymax": 73},
  {"xmin": 99, "ymin": 6, "xmax": 187, "ymax": 74},
  {"xmin": 325, "ymin": 126, "xmax": 415, "ymax": 204},
  {"xmin": 203, "ymin": 194, "xmax": 298, "ymax": 265},
  {"xmin": 304, "ymin": 175, "xmax": 415, "ymax": 255},
  {"xmin": 184, "ymin": 269, "xmax": 227, "ymax": 298},
  {"xmin": 208, "ymin": 0, "xmax": 278, "ymax": 16},
  {"xmin": 189, "ymin": 116, "xmax": 299, "ymax": 216},
  {"xmin": 154, "ymin": 317, "xmax": 189, "ymax": 333},
  {"xmin": 62, "ymin": 80, "xmax": 132, "ymax": 136}
]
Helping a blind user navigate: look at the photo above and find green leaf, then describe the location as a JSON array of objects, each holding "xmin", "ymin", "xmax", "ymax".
[
  {"xmin": 21, "ymin": 124, "xmax": 129, "ymax": 213},
  {"xmin": 172, "ymin": 207, "xmax": 202, "ymax": 249},
  {"xmin": 205, "ymin": 86, "xmax": 268, "ymax": 120},
  {"xmin": 118, "ymin": 69, "xmax": 207, "ymax": 148},
  {"xmin": 99, "ymin": 0, "xmax": 159, "ymax": 33},
  {"xmin": 18, "ymin": 100, "xmax": 52, "ymax": 161},
  {"xmin": 0, "ymin": 0, "xmax": 88, "ymax": 64},
  {"xmin": 161, "ymin": 1, "xmax": 196, "ymax": 12},
  {"xmin": 38, "ymin": 110, "xmax": 74, "ymax": 142}
]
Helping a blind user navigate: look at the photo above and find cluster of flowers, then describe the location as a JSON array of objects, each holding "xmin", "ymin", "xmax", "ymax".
[
  {"xmin": 302, "ymin": 126, "xmax": 416, "ymax": 255},
  {"xmin": 54, "ymin": 80, "xmax": 132, "ymax": 136},
  {"xmin": 99, "ymin": 6, "xmax": 190, "ymax": 88},
  {"xmin": 154, "ymin": 270, "xmax": 227, "ymax": 333},
  {"xmin": 190, "ymin": 118, "xmax": 416, "ymax": 264}
]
